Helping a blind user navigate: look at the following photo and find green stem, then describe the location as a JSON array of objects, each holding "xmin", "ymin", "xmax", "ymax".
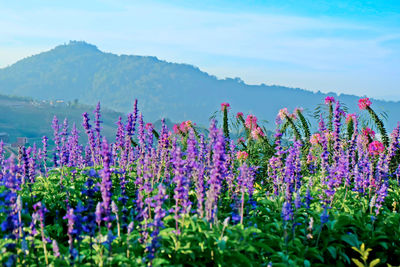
[{"xmin": 366, "ymin": 107, "xmax": 389, "ymax": 147}]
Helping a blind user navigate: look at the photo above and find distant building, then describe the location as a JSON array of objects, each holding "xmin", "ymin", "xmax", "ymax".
[{"xmin": 11, "ymin": 137, "xmax": 28, "ymax": 147}]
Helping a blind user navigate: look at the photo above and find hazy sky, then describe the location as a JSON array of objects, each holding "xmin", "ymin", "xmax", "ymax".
[{"xmin": 1, "ymin": 0, "xmax": 399, "ymax": 100}]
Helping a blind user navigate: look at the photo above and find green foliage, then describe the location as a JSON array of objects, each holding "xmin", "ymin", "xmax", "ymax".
[{"xmin": 366, "ymin": 106, "xmax": 389, "ymax": 147}]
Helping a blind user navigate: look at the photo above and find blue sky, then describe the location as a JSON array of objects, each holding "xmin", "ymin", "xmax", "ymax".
[{"xmin": 0, "ymin": 0, "xmax": 399, "ymax": 100}]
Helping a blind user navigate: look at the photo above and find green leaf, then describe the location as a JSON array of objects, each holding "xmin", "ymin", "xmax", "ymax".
[
  {"xmin": 327, "ymin": 246, "xmax": 337, "ymax": 259},
  {"xmin": 341, "ymin": 233, "xmax": 360, "ymax": 248},
  {"xmin": 351, "ymin": 258, "xmax": 365, "ymax": 267},
  {"xmin": 369, "ymin": 259, "xmax": 380, "ymax": 267}
]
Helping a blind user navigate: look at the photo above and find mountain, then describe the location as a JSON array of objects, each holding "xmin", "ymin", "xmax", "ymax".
[{"xmin": 1, "ymin": 41, "xmax": 400, "ymax": 130}]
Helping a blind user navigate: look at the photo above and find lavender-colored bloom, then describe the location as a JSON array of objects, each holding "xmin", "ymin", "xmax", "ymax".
[
  {"xmin": 205, "ymin": 126, "xmax": 226, "ymax": 223},
  {"xmin": 146, "ymin": 184, "xmax": 168, "ymax": 261},
  {"xmin": 186, "ymin": 129, "xmax": 198, "ymax": 181},
  {"xmin": 94, "ymin": 102, "xmax": 102, "ymax": 149},
  {"xmin": 332, "ymin": 101, "xmax": 342, "ymax": 164},
  {"xmin": 304, "ymin": 187, "xmax": 313, "ymax": 209},
  {"xmin": 237, "ymin": 162, "xmax": 256, "ymax": 224},
  {"xmin": 281, "ymin": 201, "xmax": 293, "ymax": 221},
  {"xmin": 19, "ymin": 147, "xmax": 29, "ymax": 185},
  {"xmin": 294, "ymin": 191, "xmax": 302, "ymax": 209},
  {"xmin": 64, "ymin": 208, "xmax": 75, "ymax": 238},
  {"xmin": 52, "ymin": 240, "xmax": 60, "ymax": 258},
  {"xmin": 116, "ymin": 116, "xmax": 125, "ymax": 148},
  {"xmin": 268, "ymin": 156, "xmax": 283, "ymax": 195},
  {"xmin": 100, "ymin": 138, "xmax": 113, "ymax": 229},
  {"xmin": 82, "ymin": 112, "xmax": 96, "ymax": 165},
  {"xmin": 95, "ymin": 202, "xmax": 102, "ymax": 228},
  {"xmin": 171, "ymin": 146, "xmax": 191, "ymax": 233},
  {"xmin": 52, "ymin": 116, "xmax": 60, "ymax": 167},
  {"xmin": 0, "ymin": 140, "xmax": 4, "ymax": 168},
  {"xmin": 63, "ymin": 208, "xmax": 76, "ymax": 263},
  {"xmin": 374, "ymin": 181, "xmax": 388, "ymax": 215},
  {"xmin": 68, "ymin": 123, "xmax": 82, "ymax": 167},
  {"xmin": 127, "ymin": 221, "xmax": 134, "ymax": 235},
  {"xmin": 126, "ymin": 99, "xmax": 138, "ymax": 137},
  {"xmin": 137, "ymin": 113, "xmax": 146, "ymax": 149}
]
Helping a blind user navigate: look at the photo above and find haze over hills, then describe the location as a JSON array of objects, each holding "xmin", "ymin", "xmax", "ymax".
[
  {"xmin": 1, "ymin": 41, "xmax": 400, "ymax": 130},
  {"xmin": 0, "ymin": 94, "xmax": 123, "ymax": 146}
]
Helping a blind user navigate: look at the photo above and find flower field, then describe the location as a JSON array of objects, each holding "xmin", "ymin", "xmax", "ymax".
[{"xmin": 1, "ymin": 97, "xmax": 400, "ymax": 266}]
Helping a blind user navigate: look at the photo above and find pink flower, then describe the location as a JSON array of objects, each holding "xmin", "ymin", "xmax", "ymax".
[
  {"xmin": 362, "ymin": 127, "xmax": 375, "ymax": 138},
  {"xmin": 236, "ymin": 112, "xmax": 244, "ymax": 119},
  {"xmin": 310, "ymin": 133, "xmax": 322, "ymax": 145},
  {"xmin": 145, "ymin": 123, "xmax": 153, "ymax": 130},
  {"xmin": 237, "ymin": 137, "xmax": 245, "ymax": 144},
  {"xmin": 221, "ymin": 102, "xmax": 230, "ymax": 111},
  {"xmin": 368, "ymin": 140, "xmax": 385, "ymax": 156},
  {"xmin": 325, "ymin": 96, "xmax": 335, "ymax": 105},
  {"xmin": 245, "ymin": 115, "xmax": 258, "ymax": 130},
  {"xmin": 251, "ymin": 126, "xmax": 265, "ymax": 140},
  {"xmin": 236, "ymin": 151, "xmax": 248, "ymax": 161},
  {"xmin": 345, "ymin": 113, "xmax": 357, "ymax": 124},
  {"xmin": 358, "ymin": 98, "xmax": 371, "ymax": 110},
  {"xmin": 288, "ymin": 113, "xmax": 297, "ymax": 120},
  {"xmin": 174, "ymin": 121, "xmax": 194, "ymax": 134},
  {"xmin": 278, "ymin": 108, "xmax": 289, "ymax": 120},
  {"xmin": 173, "ymin": 124, "xmax": 179, "ymax": 134}
]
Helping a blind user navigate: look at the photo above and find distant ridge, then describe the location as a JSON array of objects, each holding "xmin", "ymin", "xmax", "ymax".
[{"xmin": 1, "ymin": 41, "xmax": 399, "ymax": 130}]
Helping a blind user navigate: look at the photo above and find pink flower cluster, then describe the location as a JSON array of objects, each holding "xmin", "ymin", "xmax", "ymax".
[
  {"xmin": 243, "ymin": 114, "xmax": 265, "ymax": 140},
  {"xmin": 173, "ymin": 120, "xmax": 194, "ymax": 134},
  {"xmin": 368, "ymin": 140, "xmax": 385, "ymax": 156},
  {"xmin": 236, "ymin": 151, "xmax": 249, "ymax": 161},
  {"xmin": 221, "ymin": 102, "xmax": 230, "ymax": 111},
  {"xmin": 310, "ymin": 133, "xmax": 322, "ymax": 145},
  {"xmin": 236, "ymin": 112, "xmax": 244, "ymax": 119},
  {"xmin": 278, "ymin": 108, "xmax": 289, "ymax": 120},
  {"xmin": 358, "ymin": 98, "xmax": 371, "ymax": 110},
  {"xmin": 251, "ymin": 126, "xmax": 265, "ymax": 140},
  {"xmin": 245, "ymin": 115, "xmax": 258, "ymax": 130},
  {"xmin": 345, "ymin": 113, "xmax": 357, "ymax": 124},
  {"xmin": 325, "ymin": 96, "xmax": 335, "ymax": 105},
  {"xmin": 237, "ymin": 137, "xmax": 245, "ymax": 144},
  {"xmin": 145, "ymin": 123, "xmax": 153, "ymax": 130},
  {"xmin": 362, "ymin": 127, "xmax": 375, "ymax": 138}
]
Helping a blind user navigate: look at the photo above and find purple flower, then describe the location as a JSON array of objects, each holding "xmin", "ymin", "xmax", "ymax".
[
  {"xmin": 320, "ymin": 208, "xmax": 329, "ymax": 224},
  {"xmin": 146, "ymin": 184, "xmax": 168, "ymax": 261},
  {"xmin": 52, "ymin": 240, "xmax": 60, "ymax": 258},
  {"xmin": 205, "ymin": 126, "xmax": 226, "ymax": 223},
  {"xmin": 281, "ymin": 201, "xmax": 293, "ymax": 221},
  {"xmin": 94, "ymin": 102, "xmax": 102, "ymax": 148},
  {"xmin": 116, "ymin": 116, "xmax": 125, "ymax": 148},
  {"xmin": 171, "ymin": 146, "xmax": 191, "ymax": 233},
  {"xmin": 82, "ymin": 112, "xmax": 96, "ymax": 165},
  {"xmin": 100, "ymin": 138, "xmax": 113, "ymax": 229},
  {"xmin": 52, "ymin": 116, "xmax": 60, "ymax": 167}
]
